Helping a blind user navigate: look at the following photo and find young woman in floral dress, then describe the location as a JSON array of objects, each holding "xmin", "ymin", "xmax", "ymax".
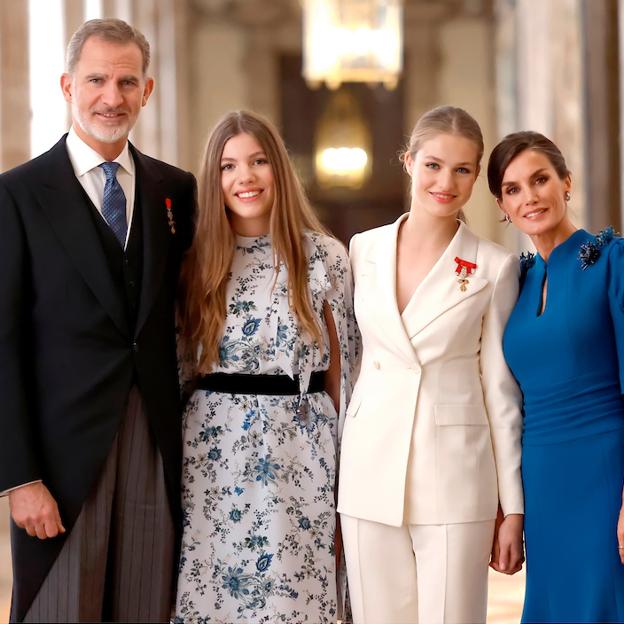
[{"xmin": 174, "ymin": 110, "xmax": 358, "ymax": 623}]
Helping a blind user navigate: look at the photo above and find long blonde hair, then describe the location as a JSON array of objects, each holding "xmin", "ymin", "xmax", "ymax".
[{"xmin": 179, "ymin": 110, "xmax": 328, "ymax": 373}]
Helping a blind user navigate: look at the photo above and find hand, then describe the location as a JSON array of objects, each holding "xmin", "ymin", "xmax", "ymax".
[
  {"xmin": 617, "ymin": 497, "xmax": 624, "ymax": 564},
  {"xmin": 489, "ymin": 505, "xmax": 504, "ymax": 572},
  {"xmin": 490, "ymin": 511, "xmax": 524, "ymax": 575},
  {"xmin": 9, "ymin": 482, "xmax": 65, "ymax": 539},
  {"xmin": 335, "ymin": 515, "xmax": 343, "ymax": 572}
]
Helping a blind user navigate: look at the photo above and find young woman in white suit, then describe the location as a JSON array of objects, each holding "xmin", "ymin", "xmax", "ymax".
[{"xmin": 338, "ymin": 106, "xmax": 524, "ymax": 624}]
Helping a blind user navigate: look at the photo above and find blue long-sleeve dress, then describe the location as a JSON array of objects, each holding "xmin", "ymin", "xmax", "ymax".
[{"xmin": 503, "ymin": 229, "xmax": 624, "ymax": 623}]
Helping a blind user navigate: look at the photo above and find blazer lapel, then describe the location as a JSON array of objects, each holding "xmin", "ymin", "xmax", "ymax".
[
  {"xmin": 36, "ymin": 137, "xmax": 129, "ymax": 337},
  {"xmin": 401, "ymin": 222, "xmax": 488, "ymax": 339},
  {"xmin": 365, "ymin": 214, "xmax": 420, "ymax": 365},
  {"xmin": 131, "ymin": 146, "xmax": 170, "ymax": 337}
]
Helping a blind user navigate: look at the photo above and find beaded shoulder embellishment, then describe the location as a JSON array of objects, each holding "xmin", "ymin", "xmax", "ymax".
[
  {"xmin": 519, "ymin": 251, "xmax": 536, "ymax": 273},
  {"xmin": 578, "ymin": 226, "xmax": 616, "ymax": 270}
]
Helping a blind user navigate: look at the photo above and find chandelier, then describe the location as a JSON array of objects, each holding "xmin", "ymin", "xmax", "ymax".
[
  {"xmin": 315, "ymin": 90, "xmax": 371, "ymax": 188},
  {"xmin": 302, "ymin": 0, "xmax": 403, "ymax": 90}
]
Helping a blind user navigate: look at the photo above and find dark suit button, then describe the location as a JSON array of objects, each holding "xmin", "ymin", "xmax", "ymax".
[
  {"xmin": 124, "ymin": 258, "xmax": 129, "ymax": 266},
  {"xmin": 128, "ymin": 280, "xmax": 135, "ymax": 288},
  {"xmin": 131, "ymin": 341, "xmax": 138, "ymax": 353}
]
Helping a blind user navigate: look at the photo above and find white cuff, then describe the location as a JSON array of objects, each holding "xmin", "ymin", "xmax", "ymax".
[{"xmin": 0, "ymin": 479, "xmax": 43, "ymax": 497}]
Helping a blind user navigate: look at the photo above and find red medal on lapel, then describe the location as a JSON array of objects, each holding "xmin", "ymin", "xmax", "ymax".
[
  {"xmin": 454, "ymin": 257, "xmax": 477, "ymax": 292},
  {"xmin": 165, "ymin": 197, "xmax": 176, "ymax": 234}
]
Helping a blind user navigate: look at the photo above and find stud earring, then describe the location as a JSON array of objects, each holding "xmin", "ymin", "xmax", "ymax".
[
  {"xmin": 565, "ymin": 191, "xmax": 571, "ymax": 202},
  {"xmin": 504, "ymin": 213, "xmax": 511, "ymax": 223}
]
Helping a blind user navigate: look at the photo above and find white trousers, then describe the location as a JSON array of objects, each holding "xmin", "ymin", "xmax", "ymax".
[{"xmin": 341, "ymin": 515, "xmax": 495, "ymax": 624}]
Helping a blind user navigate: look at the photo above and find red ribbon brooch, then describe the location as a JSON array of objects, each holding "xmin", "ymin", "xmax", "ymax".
[
  {"xmin": 454, "ymin": 257, "xmax": 477, "ymax": 292},
  {"xmin": 165, "ymin": 197, "xmax": 176, "ymax": 235}
]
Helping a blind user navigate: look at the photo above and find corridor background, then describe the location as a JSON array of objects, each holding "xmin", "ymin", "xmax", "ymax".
[{"xmin": 1, "ymin": 0, "xmax": 623, "ymax": 621}]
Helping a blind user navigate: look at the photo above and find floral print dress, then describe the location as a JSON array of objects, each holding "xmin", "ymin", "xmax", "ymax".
[{"xmin": 175, "ymin": 231, "xmax": 358, "ymax": 623}]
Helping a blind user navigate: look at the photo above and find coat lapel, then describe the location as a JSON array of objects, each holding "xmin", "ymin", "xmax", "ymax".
[
  {"xmin": 131, "ymin": 146, "xmax": 170, "ymax": 337},
  {"xmin": 36, "ymin": 137, "xmax": 129, "ymax": 337},
  {"xmin": 401, "ymin": 221, "xmax": 488, "ymax": 339},
  {"xmin": 365, "ymin": 214, "xmax": 420, "ymax": 364}
]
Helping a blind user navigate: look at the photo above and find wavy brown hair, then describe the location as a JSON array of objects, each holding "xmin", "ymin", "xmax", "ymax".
[{"xmin": 179, "ymin": 110, "xmax": 328, "ymax": 373}]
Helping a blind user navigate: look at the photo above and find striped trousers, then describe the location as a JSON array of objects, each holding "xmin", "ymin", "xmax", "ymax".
[{"xmin": 22, "ymin": 388, "xmax": 175, "ymax": 623}]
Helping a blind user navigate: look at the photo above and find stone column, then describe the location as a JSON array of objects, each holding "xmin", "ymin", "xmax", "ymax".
[
  {"xmin": 494, "ymin": 0, "xmax": 585, "ymax": 238},
  {"xmin": 0, "ymin": 0, "xmax": 30, "ymax": 171},
  {"xmin": 438, "ymin": 16, "xmax": 499, "ymax": 242},
  {"xmin": 581, "ymin": 0, "xmax": 620, "ymax": 231},
  {"xmin": 121, "ymin": 0, "xmax": 190, "ymax": 168},
  {"xmin": 62, "ymin": 0, "xmax": 85, "ymax": 130},
  {"xmin": 172, "ymin": 0, "xmax": 193, "ymax": 170},
  {"xmin": 64, "ymin": 0, "xmax": 84, "ymax": 43},
  {"xmin": 496, "ymin": 0, "xmax": 588, "ymax": 232},
  {"xmin": 403, "ymin": 23, "xmax": 439, "ymax": 131},
  {"xmin": 245, "ymin": 27, "xmax": 280, "ymax": 125},
  {"xmin": 130, "ymin": 0, "xmax": 161, "ymax": 158},
  {"xmin": 155, "ymin": 0, "xmax": 182, "ymax": 166},
  {"xmin": 189, "ymin": 18, "xmax": 246, "ymax": 166}
]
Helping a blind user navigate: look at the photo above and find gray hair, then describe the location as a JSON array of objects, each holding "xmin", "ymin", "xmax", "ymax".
[{"xmin": 65, "ymin": 18, "xmax": 151, "ymax": 75}]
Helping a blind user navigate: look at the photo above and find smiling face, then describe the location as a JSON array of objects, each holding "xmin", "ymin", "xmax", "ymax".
[
  {"xmin": 498, "ymin": 149, "xmax": 571, "ymax": 237},
  {"xmin": 220, "ymin": 132, "xmax": 275, "ymax": 236},
  {"xmin": 406, "ymin": 133, "xmax": 480, "ymax": 219},
  {"xmin": 60, "ymin": 35, "xmax": 154, "ymax": 159}
]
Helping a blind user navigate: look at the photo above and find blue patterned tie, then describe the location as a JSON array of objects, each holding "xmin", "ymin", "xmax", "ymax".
[{"xmin": 99, "ymin": 161, "xmax": 128, "ymax": 247}]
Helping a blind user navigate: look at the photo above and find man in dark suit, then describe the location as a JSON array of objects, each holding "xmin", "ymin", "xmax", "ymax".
[{"xmin": 0, "ymin": 18, "xmax": 195, "ymax": 622}]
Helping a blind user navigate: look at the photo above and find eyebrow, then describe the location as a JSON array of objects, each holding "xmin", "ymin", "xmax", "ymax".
[
  {"xmin": 221, "ymin": 151, "xmax": 267, "ymax": 162},
  {"xmin": 501, "ymin": 167, "xmax": 549, "ymax": 188},
  {"xmin": 423, "ymin": 155, "xmax": 473, "ymax": 166},
  {"xmin": 84, "ymin": 72, "xmax": 139, "ymax": 81}
]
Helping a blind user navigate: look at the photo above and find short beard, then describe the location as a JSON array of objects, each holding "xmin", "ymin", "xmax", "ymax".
[{"xmin": 73, "ymin": 102, "xmax": 130, "ymax": 145}]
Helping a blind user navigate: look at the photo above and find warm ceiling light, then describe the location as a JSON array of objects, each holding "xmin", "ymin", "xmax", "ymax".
[
  {"xmin": 318, "ymin": 147, "xmax": 369, "ymax": 175},
  {"xmin": 315, "ymin": 90, "xmax": 371, "ymax": 188},
  {"xmin": 303, "ymin": 0, "xmax": 403, "ymax": 90}
]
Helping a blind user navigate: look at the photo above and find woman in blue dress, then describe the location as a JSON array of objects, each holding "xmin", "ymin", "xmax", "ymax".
[{"xmin": 488, "ymin": 131, "xmax": 624, "ymax": 622}]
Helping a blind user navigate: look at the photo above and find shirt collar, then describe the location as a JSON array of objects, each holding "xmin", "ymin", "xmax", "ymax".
[{"xmin": 66, "ymin": 126, "xmax": 135, "ymax": 177}]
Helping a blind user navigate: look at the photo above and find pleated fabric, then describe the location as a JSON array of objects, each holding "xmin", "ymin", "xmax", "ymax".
[{"xmin": 23, "ymin": 387, "xmax": 175, "ymax": 623}]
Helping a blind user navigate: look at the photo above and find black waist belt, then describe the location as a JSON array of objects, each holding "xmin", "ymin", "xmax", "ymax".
[{"xmin": 196, "ymin": 371, "xmax": 326, "ymax": 395}]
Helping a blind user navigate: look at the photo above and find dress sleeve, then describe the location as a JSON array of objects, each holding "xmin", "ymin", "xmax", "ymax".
[
  {"xmin": 607, "ymin": 238, "xmax": 624, "ymax": 393},
  {"xmin": 175, "ymin": 324, "xmax": 197, "ymax": 405},
  {"xmin": 314, "ymin": 236, "xmax": 361, "ymax": 448},
  {"xmin": 480, "ymin": 253, "xmax": 524, "ymax": 516}
]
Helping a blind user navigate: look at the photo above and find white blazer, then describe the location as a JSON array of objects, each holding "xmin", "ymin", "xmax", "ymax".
[{"xmin": 337, "ymin": 214, "xmax": 523, "ymax": 527}]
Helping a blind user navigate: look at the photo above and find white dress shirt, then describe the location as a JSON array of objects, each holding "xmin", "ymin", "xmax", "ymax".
[{"xmin": 65, "ymin": 126, "xmax": 136, "ymax": 249}]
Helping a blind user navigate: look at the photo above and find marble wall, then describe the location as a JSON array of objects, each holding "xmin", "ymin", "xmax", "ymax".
[{"xmin": 0, "ymin": 0, "xmax": 30, "ymax": 172}]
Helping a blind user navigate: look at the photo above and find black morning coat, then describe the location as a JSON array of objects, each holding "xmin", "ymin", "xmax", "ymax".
[{"xmin": 0, "ymin": 135, "xmax": 196, "ymax": 622}]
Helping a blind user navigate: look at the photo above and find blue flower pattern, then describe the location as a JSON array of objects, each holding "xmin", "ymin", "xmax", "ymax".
[
  {"xmin": 175, "ymin": 232, "xmax": 360, "ymax": 623},
  {"xmin": 253, "ymin": 454, "xmax": 281, "ymax": 486}
]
